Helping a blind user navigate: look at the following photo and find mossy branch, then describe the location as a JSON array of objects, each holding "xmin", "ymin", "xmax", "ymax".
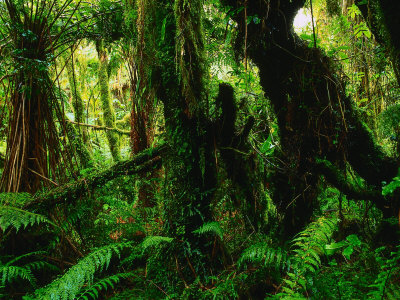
[
  {"xmin": 25, "ymin": 145, "xmax": 167, "ymax": 210},
  {"xmin": 315, "ymin": 158, "xmax": 387, "ymax": 207},
  {"xmin": 66, "ymin": 120, "xmax": 130, "ymax": 135}
]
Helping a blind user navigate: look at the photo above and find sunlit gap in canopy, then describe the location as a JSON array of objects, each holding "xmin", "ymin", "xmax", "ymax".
[{"xmin": 293, "ymin": 8, "xmax": 313, "ymax": 34}]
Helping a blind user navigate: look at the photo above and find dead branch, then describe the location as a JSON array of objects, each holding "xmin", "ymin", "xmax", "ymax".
[{"xmin": 66, "ymin": 120, "xmax": 130, "ymax": 135}]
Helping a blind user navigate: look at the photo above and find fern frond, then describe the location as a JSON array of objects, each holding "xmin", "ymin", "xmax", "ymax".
[
  {"xmin": 3, "ymin": 251, "xmax": 45, "ymax": 266},
  {"xmin": 193, "ymin": 222, "xmax": 223, "ymax": 240},
  {"xmin": 0, "ymin": 192, "xmax": 32, "ymax": 206},
  {"xmin": 24, "ymin": 261, "xmax": 59, "ymax": 273},
  {"xmin": 141, "ymin": 236, "xmax": 173, "ymax": 251},
  {"xmin": 32, "ymin": 242, "xmax": 130, "ymax": 300},
  {"xmin": 368, "ymin": 245, "xmax": 400, "ymax": 299},
  {"xmin": 238, "ymin": 243, "xmax": 288, "ymax": 271},
  {"xmin": 0, "ymin": 251, "xmax": 54, "ymax": 289},
  {"xmin": 386, "ymin": 284, "xmax": 400, "ymax": 300},
  {"xmin": 0, "ymin": 205, "xmax": 54, "ymax": 232},
  {"xmin": 277, "ymin": 214, "xmax": 338, "ymax": 298},
  {"xmin": 0, "ymin": 265, "xmax": 36, "ymax": 287},
  {"xmin": 77, "ymin": 272, "xmax": 133, "ymax": 300}
]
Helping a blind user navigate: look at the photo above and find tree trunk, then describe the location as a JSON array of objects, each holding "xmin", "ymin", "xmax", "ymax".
[
  {"xmin": 26, "ymin": 144, "xmax": 165, "ymax": 212},
  {"xmin": 127, "ymin": 0, "xmax": 158, "ymax": 209},
  {"xmin": 215, "ymin": 83, "xmax": 266, "ymax": 232},
  {"xmin": 62, "ymin": 50, "xmax": 93, "ymax": 168},
  {"xmin": 96, "ymin": 40, "xmax": 121, "ymax": 162},
  {"xmin": 220, "ymin": 0, "xmax": 398, "ymax": 238},
  {"xmin": 154, "ymin": 0, "xmax": 219, "ymax": 281},
  {"xmin": 63, "ymin": 48, "xmax": 90, "ymax": 148},
  {"xmin": 1, "ymin": 1, "xmax": 69, "ymax": 193}
]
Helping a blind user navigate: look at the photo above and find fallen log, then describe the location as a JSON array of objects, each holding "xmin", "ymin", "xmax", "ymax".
[{"xmin": 26, "ymin": 144, "xmax": 166, "ymax": 210}]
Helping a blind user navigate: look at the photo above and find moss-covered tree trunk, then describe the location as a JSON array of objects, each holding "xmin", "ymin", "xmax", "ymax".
[
  {"xmin": 220, "ymin": 0, "xmax": 398, "ymax": 238},
  {"xmin": 215, "ymin": 84, "xmax": 266, "ymax": 232},
  {"xmin": 130, "ymin": 0, "xmax": 155, "ymax": 155},
  {"xmin": 96, "ymin": 40, "xmax": 121, "ymax": 162},
  {"xmin": 63, "ymin": 48, "xmax": 90, "ymax": 147},
  {"xmin": 64, "ymin": 117, "xmax": 93, "ymax": 169},
  {"xmin": 126, "ymin": 0, "xmax": 159, "ymax": 209},
  {"xmin": 154, "ymin": 0, "xmax": 219, "ymax": 281},
  {"xmin": 62, "ymin": 50, "xmax": 92, "ymax": 168}
]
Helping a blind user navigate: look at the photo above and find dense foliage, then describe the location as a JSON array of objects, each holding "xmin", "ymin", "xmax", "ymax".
[{"xmin": 0, "ymin": 0, "xmax": 399, "ymax": 298}]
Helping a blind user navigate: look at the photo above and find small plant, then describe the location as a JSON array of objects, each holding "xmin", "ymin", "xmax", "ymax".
[
  {"xmin": 28, "ymin": 243, "xmax": 131, "ymax": 300},
  {"xmin": 276, "ymin": 214, "xmax": 338, "ymax": 298},
  {"xmin": 0, "ymin": 252, "xmax": 57, "ymax": 296},
  {"xmin": 368, "ymin": 245, "xmax": 400, "ymax": 299},
  {"xmin": 193, "ymin": 221, "xmax": 223, "ymax": 240},
  {"xmin": 325, "ymin": 234, "xmax": 362, "ymax": 260},
  {"xmin": 0, "ymin": 205, "xmax": 54, "ymax": 232}
]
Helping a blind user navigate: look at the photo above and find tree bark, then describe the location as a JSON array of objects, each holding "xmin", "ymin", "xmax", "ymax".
[
  {"xmin": 1, "ymin": 0, "xmax": 69, "ymax": 193},
  {"xmin": 154, "ymin": 0, "xmax": 219, "ymax": 281},
  {"xmin": 63, "ymin": 48, "xmax": 90, "ymax": 147},
  {"xmin": 127, "ymin": 0, "xmax": 159, "ymax": 209},
  {"xmin": 220, "ymin": 0, "xmax": 398, "ymax": 237},
  {"xmin": 96, "ymin": 40, "xmax": 121, "ymax": 162}
]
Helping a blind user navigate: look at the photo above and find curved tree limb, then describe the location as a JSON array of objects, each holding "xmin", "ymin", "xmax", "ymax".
[
  {"xmin": 315, "ymin": 158, "xmax": 386, "ymax": 208},
  {"xmin": 219, "ymin": 0, "xmax": 398, "ymax": 236}
]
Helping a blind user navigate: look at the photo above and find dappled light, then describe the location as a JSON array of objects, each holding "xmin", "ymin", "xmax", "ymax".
[{"xmin": 0, "ymin": 0, "xmax": 399, "ymax": 298}]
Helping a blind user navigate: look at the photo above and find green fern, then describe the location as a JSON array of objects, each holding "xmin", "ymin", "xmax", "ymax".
[
  {"xmin": 141, "ymin": 236, "xmax": 173, "ymax": 251},
  {"xmin": 77, "ymin": 272, "xmax": 133, "ymax": 300},
  {"xmin": 30, "ymin": 242, "xmax": 130, "ymax": 300},
  {"xmin": 238, "ymin": 243, "xmax": 288, "ymax": 271},
  {"xmin": 193, "ymin": 221, "xmax": 223, "ymax": 240},
  {"xmin": 277, "ymin": 214, "xmax": 338, "ymax": 298},
  {"xmin": 0, "ymin": 205, "xmax": 54, "ymax": 232},
  {"xmin": 1, "ymin": 265, "xmax": 36, "ymax": 287},
  {"xmin": 0, "ymin": 251, "xmax": 57, "ymax": 289},
  {"xmin": 368, "ymin": 245, "xmax": 400, "ymax": 299},
  {"xmin": 0, "ymin": 192, "xmax": 32, "ymax": 206}
]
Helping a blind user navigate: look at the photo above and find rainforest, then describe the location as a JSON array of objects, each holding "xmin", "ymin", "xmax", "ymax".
[{"xmin": 0, "ymin": 0, "xmax": 399, "ymax": 299}]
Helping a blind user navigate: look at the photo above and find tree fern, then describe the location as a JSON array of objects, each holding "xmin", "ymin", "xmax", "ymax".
[
  {"xmin": 0, "ymin": 205, "xmax": 54, "ymax": 232},
  {"xmin": 193, "ymin": 221, "xmax": 223, "ymax": 240},
  {"xmin": 77, "ymin": 272, "xmax": 133, "ymax": 300},
  {"xmin": 368, "ymin": 245, "xmax": 400, "ymax": 299},
  {"xmin": 29, "ymin": 242, "xmax": 130, "ymax": 300}
]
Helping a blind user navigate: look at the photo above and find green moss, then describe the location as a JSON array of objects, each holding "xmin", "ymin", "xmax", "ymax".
[
  {"xmin": 97, "ymin": 40, "xmax": 121, "ymax": 162},
  {"xmin": 174, "ymin": 0, "xmax": 208, "ymax": 115},
  {"xmin": 65, "ymin": 119, "xmax": 93, "ymax": 169},
  {"xmin": 63, "ymin": 50, "xmax": 90, "ymax": 147}
]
